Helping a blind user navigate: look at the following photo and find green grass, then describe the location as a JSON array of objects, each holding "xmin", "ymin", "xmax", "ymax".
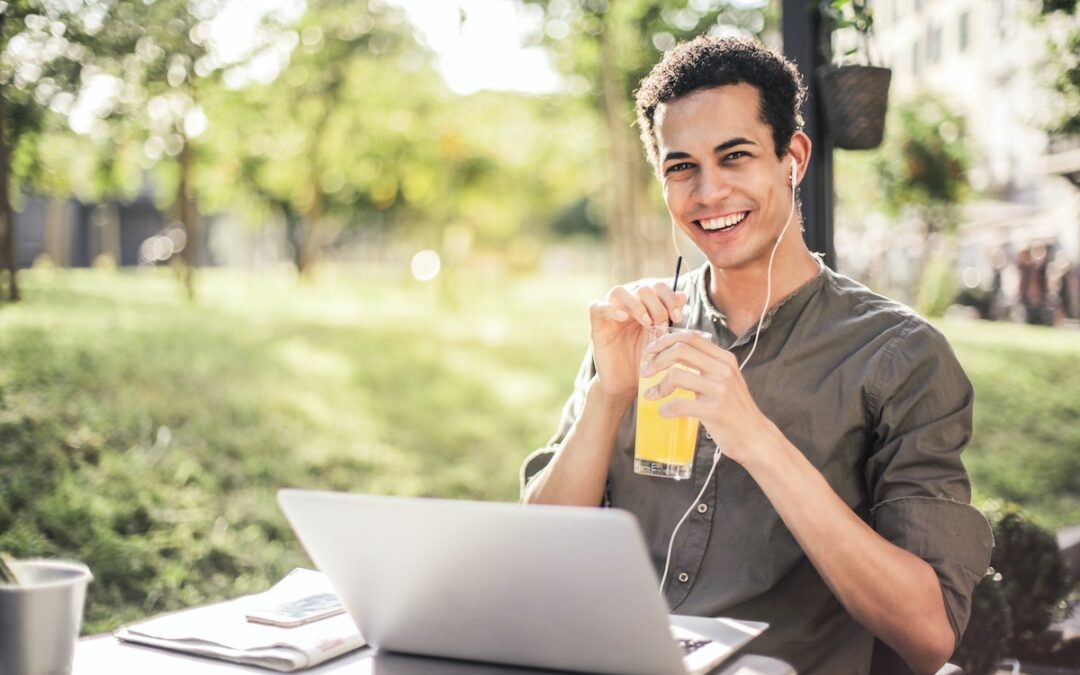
[
  {"xmin": 940, "ymin": 320, "xmax": 1080, "ymax": 530},
  {"xmin": 0, "ymin": 266, "xmax": 604, "ymax": 633},
  {"xmin": 0, "ymin": 268, "xmax": 1076, "ymax": 634}
]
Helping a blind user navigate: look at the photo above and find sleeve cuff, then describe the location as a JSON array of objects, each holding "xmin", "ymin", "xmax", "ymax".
[
  {"xmin": 872, "ymin": 496, "xmax": 994, "ymax": 644},
  {"xmin": 519, "ymin": 447, "xmax": 557, "ymax": 500}
]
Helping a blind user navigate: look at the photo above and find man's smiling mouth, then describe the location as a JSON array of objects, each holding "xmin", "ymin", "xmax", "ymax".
[{"xmin": 696, "ymin": 211, "xmax": 749, "ymax": 232}]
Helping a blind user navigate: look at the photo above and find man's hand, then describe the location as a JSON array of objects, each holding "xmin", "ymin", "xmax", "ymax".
[
  {"xmin": 588, "ymin": 282, "xmax": 688, "ymax": 402},
  {"xmin": 524, "ymin": 282, "xmax": 687, "ymax": 507},
  {"xmin": 640, "ymin": 329, "xmax": 777, "ymax": 465}
]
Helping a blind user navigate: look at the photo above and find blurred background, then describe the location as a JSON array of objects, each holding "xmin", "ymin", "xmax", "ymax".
[{"xmin": 0, "ymin": 0, "xmax": 1077, "ymax": 671}]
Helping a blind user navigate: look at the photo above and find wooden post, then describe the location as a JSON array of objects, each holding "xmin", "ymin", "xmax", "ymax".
[{"xmin": 782, "ymin": 0, "xmax": 836, "ymax": 269}]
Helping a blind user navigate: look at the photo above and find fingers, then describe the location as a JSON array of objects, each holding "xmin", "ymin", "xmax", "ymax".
[
  {"xmin": 605, "ymin": 286, "xmax": 652, "ymax": 326},
  {"xmin": 589, "ymin": 300, "xmax": 631, "ymax": 324},
  {"xmin": 658, "ymin": 397, "xmax": 703, "ymax": 419},
  {"xmin": 603, "ymin": 283, "xmax": 688, "ymax": 327},
  {"xmin": 646, "ymin": 328, "xmax": 721, "ymax": 357},
  {"xmin": 643, "ymin": 334, "xmax": 735, "ymax": 379},
  {"xmin": 642, "ymin": 347, "xmax": 747, "ymax": 402},
  {"xmin": 636, "ymin": 285, "xmax": 671, "ymax": 327},
  {"xmin": 648, "ymin": 281, "xmax": 687, "ymax": 325},
  {"xmin": 643, "ymin": 364, "xmax": 714, "ymax": 400},
  {"xmin": 642, "ymin": 340, "xmax": 715, "ymax": 378}
]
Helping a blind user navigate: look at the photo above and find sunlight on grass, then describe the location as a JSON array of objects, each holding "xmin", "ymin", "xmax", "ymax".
[
  {"xmin": 274, "ymin": 338, "xmax": 356, "ymax": 380},
  {"xmin": 0, "ymin": 266, "xmax": 604, "ymax": 632},
  {"xmin": 940, "ymin": 319, "xmax": 1080, "ymax": 529},
  {"xmin": 0, "ymin": 268, "xmax": 1075, "ymax": 634}
]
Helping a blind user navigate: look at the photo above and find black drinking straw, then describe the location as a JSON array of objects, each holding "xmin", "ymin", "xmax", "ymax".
[{"xmin": 668, "ymin": 255, "xmax": 683, "ymax": 328}]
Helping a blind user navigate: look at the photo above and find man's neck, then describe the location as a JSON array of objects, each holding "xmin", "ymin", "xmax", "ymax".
[{"xmin": 707, "ymin": 242, "xmax": 821, "ymax": 337}]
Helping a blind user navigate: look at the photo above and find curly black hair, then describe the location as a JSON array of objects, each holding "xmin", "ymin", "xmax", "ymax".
[{"xmin": 634, "ymin": 36, "xmax": 807, "ymax": 169}]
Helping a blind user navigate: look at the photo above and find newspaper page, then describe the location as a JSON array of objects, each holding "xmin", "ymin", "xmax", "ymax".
[{"xmin": 115, "ymin": 569, "xmax": 365, "ymax": 672}]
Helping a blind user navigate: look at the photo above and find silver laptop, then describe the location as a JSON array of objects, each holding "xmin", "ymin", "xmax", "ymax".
[{"xmin": 278, "ymin": 489, "xmax": 766, "ymax": 675}]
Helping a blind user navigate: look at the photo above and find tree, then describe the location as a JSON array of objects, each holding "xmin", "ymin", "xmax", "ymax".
[
  {"xmin": 874, "ymin": 96, "xmax": 970, "ymax": 235},
  {"xmin": 96, "ymin": 0, "xmax": 231, "ymax": 298},
  {"xmin": 11, "ymin": 96, "xmax": 145, "ymax": 268},
  {"xmin": 198, "ymin": 0, "xmax": 443, "ymax": 276},
  {"xmin": 430, "ymin": 89, "xmax": 606, "ymax": 255},
  {"xmin": 0, "ymin": 0, "xmax": 113, "ymax": 302},
  {"xmin": 520, "ymin": 0, "xmax": 775, "ymax": 280},
  {"xmin": 1039, "ymin": 0, "xmax": 1079, "ymax": 137},
  {"xmin": 200, "ymin": 0, "xmax": 604, "ymax": 276},
  {"xmin": 46, "ymin": 0, "xmax": 295, "ymax": 297},
  {"xmin": 834, "ymin": 94, "xmax": 971, "ymax": 313}
]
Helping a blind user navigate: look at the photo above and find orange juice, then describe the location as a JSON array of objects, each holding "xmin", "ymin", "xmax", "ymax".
[{"xmin": 633, "ymin": 366, "xmax": 700, "ymax": 480}]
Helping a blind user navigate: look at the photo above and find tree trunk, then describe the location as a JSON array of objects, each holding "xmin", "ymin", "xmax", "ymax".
[
  {"xmin": 294, "ymin": 220, "xmax": 317, "ymax": 277},
  {"xmin": 294, "ymin": 82, "xmax": 340, "ymax": 279},
  {"xmin": 282, "ymin": 203, "xmax": 303, "ymax": 271},
  {"xmin": 598, "ymin": 20, "xmax": 637, "ymax": 282},
  {"xmin": 0, "ymin": 86, "xmax": 18, "ymax": 302},
  {"xmin": 177, "ymin": 136, "xmax": 199, "ymax": 300},
  {"xmin": 0, "ymin": 99, "xmax": 7, "ymax": 303},
  {"xmin": 296, "ymin": 194, "xmax": 321, "ymax": 278},
  {"xmin": 44, "ymin": 197, "xmax": 70, "ymax": 267},
  {"xmin": 597, "ymin": 15, "xmax": 672, "ymax": 283},
  {"xmin": 101, "ymin": 202, "xmax": 121, "ymax": 265}
]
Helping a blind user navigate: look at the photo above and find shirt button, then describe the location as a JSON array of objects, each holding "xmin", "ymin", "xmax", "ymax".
[
  {"xmin": 697, "ymin": 503, "xmax": 708, "ymax": 514},
  {"xmin": 677, "ymin": 572, "xmax": 690, "ymax": 583}
]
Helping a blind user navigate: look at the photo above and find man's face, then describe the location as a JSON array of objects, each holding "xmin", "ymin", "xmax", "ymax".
[{"xmin": 655, "ymin": 84, "xmax": 796, "ymax": 272}]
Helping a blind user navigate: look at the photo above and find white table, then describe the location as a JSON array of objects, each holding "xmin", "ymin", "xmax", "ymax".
[{"xmin": 75, "ymin": 635, "xmax": 796, "ymax": 674}]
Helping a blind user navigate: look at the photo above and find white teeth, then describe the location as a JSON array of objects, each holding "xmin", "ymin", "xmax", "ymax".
[{"xmin": 700, "ymin": 212, "xmax": 747, "ymax": 231}]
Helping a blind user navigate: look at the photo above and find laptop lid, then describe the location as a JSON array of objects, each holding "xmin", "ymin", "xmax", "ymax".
[{"xmin": 277, "ymin": 490, "xmax": 756, "ymax": 675}]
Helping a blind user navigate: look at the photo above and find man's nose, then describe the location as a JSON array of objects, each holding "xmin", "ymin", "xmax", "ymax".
[{"xmin": 692, "ymin": 165, "xmax": 734, "ymax": 205}]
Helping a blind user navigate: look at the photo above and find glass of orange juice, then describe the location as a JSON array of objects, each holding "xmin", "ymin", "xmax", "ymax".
[{"xmin": 634, "ymin": 325, "xmax": 711, "ymax": 480}]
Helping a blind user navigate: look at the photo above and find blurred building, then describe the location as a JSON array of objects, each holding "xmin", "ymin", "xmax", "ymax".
[
  {"xmin": 16, "ymin": 194, "xmax": 167, "ymax": 269},
  {"xmin": 12, "ymin": 171, "xmax": 276, "ymax": 270},
  {"xmin": 873, "ymin": 0, "xmax": 1080, "ymax": 317}
]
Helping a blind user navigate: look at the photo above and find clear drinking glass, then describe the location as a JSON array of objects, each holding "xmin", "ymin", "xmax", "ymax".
[{"xmin": 633, "ymin": 325, "xmax": 710, "ymax": 480}]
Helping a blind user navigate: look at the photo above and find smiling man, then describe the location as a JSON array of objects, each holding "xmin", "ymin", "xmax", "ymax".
[{"xmin": 520, "ymin": 37, "xmax": 992, "ymax": 674}]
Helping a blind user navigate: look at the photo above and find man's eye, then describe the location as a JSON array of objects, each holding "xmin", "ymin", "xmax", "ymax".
[
  {"xmin": 724, "ymin": 151, "xmax": 750, "ymax": 161},
  {"xmin": 665, "ymin": 162, "xmax": 694, "ymax": 174}
]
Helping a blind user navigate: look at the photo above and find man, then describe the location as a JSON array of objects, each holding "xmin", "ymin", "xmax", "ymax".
[{"xmin": 521, "ymin": 37, "xmax": 992, "ymax": 675}]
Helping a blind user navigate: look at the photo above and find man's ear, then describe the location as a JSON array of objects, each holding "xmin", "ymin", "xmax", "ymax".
[{"xmin": 787, "ymin": 131, "xmax": 812, "ymax": 188}]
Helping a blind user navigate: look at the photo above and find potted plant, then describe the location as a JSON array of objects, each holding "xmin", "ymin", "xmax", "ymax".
[{"xmin": 816, "ymin": 0, "xmax": 892, "ymax": 150}]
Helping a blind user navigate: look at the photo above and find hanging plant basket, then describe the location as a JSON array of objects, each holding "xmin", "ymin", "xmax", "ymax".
[{"xmin": 817, "ymin": 64, "xmax": 892, "ymax": 150}]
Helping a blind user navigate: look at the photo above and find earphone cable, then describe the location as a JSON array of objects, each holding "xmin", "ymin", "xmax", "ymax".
[{"xmin": 658, "ymin": 164, "xmax": 799, "ymax": 598}]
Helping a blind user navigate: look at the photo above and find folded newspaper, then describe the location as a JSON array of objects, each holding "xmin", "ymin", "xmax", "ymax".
[{"xmin": 115, "ymin": 568, "xmax": 365, "ymax": 671}]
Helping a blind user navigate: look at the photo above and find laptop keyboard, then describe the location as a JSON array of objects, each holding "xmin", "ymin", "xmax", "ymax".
[{"xmin": 679, "ymin": 638, "xmax": 710, "ymax": 654}]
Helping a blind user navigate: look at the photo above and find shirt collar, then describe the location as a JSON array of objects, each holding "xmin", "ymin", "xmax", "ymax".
[{"xmin": 695, "ymin": 255, "xmax": 828, "ymax": 344}]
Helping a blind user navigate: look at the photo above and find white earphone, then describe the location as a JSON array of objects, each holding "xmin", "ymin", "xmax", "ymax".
[{"xmin": 790, "ymin": 159, "xmax": 797, "ymax": 189}]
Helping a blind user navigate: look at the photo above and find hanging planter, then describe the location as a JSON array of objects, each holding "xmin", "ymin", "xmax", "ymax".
[
  {"xmin": 816, "ymin": 0, "xmax": 891, "ymax": 151},
  {"xmin": 817, "ymin": 64, "xmax": 891, "ymax": 150}
]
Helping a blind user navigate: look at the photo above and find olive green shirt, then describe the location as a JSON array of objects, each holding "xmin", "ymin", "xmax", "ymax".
[{"xmin": 521, "ymin": 262, "xmax": 993, "ymax": 674}]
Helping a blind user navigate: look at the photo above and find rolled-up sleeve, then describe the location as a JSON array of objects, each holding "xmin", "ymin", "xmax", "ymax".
[
  {"xmin": 873, "ymin": 497, "xmax": 993, "ymax": 644},
  {"xmin": 519, "ymin": 348, "xmax": 596, "ymax": 499},
  {"xmin": 865, "ymin": 318, "xmax": 994, "ymax": 644}
]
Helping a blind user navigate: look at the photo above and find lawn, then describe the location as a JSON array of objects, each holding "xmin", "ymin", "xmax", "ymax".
[
  {"xmin": 0, "ymin": 267, "xmax": 1076, "ymax": 634},
  {"xmin": 939, "ymin": 319, "xmax": 1080, "ymax": 530}
]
